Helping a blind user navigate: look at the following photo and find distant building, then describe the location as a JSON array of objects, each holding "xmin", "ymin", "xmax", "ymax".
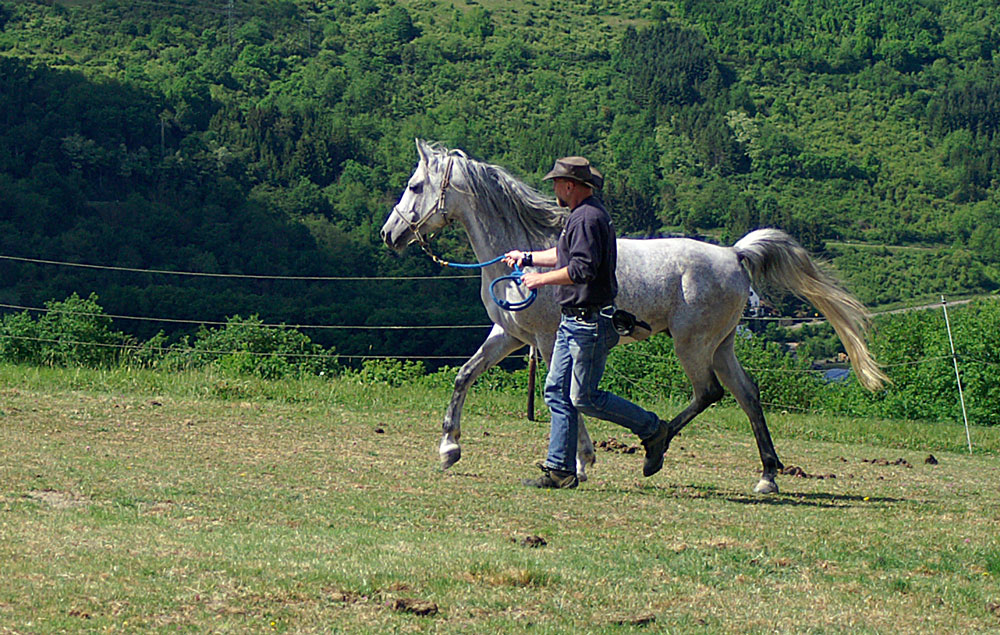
[{"xmin": 747, "ymin": 286, "xmax": 762, "ymax": 317}]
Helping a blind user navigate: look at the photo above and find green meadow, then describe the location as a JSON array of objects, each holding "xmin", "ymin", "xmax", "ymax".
[{"xmin": 1, "ymin": 364, "xmax": 998, "ymax": 632}]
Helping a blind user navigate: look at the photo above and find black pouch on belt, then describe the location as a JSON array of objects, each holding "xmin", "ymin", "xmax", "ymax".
[{"xmin": 611, "ymin": 309, "xmax": 652, "ymax": 340}]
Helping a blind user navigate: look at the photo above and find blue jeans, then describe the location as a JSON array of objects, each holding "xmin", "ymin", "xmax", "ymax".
[{"xmin": 543, "ymin": 314, "xmax": 660, "ymax": 473}]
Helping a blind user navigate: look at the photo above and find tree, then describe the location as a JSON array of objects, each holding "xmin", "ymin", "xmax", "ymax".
[{"xmin": 380, "ymin": 6, "xmax": 420, "ymax": 44}]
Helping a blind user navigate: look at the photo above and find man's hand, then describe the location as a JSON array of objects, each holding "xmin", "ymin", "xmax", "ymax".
[
  {"xmin": 503, "ymin": 250, "xmax": 528, "ymax": 268},
  {"xmin": 520, "ymin": 268, "xmax": 573, "ymax": 289},
  {"xmin": 520, "ymin": 271, "xmax": 545, "ymax": 290}
]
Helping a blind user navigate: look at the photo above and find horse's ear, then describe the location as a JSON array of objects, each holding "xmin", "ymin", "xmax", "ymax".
[{"xmin": 416, "ymin": 139, "xmax": 430, "ymax": 164}]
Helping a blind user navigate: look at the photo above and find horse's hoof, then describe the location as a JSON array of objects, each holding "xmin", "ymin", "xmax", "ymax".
[
  {"xmin": 440, "ymin": 447, "xmax": 461, "ymax": 470},
  {"xmin": 754, "ymin": 478, "xmax": 779, "ymax": 494}
]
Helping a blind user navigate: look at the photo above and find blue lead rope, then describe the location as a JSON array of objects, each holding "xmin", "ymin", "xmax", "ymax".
[
  {"xmin": 489, "ymin": 266, "xmax": 536, "ymax": 311},
  {"xmin": 432, "ymin": 254, "xmax": 537, "ymax": 311}
]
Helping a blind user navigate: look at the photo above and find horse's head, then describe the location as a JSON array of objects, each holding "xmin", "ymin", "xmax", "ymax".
[{"xmin": 381, "ymin": 139, "xmax": 464, "ymax": 252}]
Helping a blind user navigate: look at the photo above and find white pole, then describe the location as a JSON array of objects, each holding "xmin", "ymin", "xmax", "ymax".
[{"xmin": 941, "ymin": 296, "xmax": 972, "ymax": 454}]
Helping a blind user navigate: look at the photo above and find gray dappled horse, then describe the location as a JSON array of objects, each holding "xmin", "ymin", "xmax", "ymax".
[{"xmin": 381, "ymin": 140, "xmax": 887, "ymax": 494}]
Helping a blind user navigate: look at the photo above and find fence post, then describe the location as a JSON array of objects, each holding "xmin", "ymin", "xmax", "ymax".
[
  {"xmin": 527, "ymin": 347, "xmax": 537, "ymax": 421},
  {"xmin": 941, "ymin": 296, "xmax": 972, "ymax": 454}
]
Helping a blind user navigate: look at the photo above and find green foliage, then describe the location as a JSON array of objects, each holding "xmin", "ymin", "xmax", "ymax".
[
  {"xmin": 617, "ymin": 22, "xmax": 724, "ymax": 108},
  {"xmin": 457, "ymin": 7, "xmax": 494, "ymax": 41},
  {"xmin": 845, "ymin": 298, "xmax": 1000, "ymax": 425},
  {"xmin": 350, "ymin": 358, "xmax": 426, "ymax": 387},
  {"xmin": 830, "ymin": 245, "xmax": 998, "ymax": 306},
  {"xmin": 379, "ymin": 5, "xmax": 420, "ymax": 43},
  {"xmin": 0, "ymin": 0, "xmax": 999, "ymax": 367},
  {"xmin": 0, "ymin": 293, "xmax": 130, "ymax": 367},
  {"xmin": 185, "ymin": 315, "xmax": 337, "ymax": 380}
]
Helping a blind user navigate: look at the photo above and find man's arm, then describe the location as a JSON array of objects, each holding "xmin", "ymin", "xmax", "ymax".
[
  {"xmin": 503, "ymin": 247, "xmax": 557, "ymax": 269},
  {"xmin": 521, "ymin": 267, "xmax": 572, "ymax": 290},
  {"xmin": 502, "ymin": 247, "xmax": 569, "ymax": 290}
]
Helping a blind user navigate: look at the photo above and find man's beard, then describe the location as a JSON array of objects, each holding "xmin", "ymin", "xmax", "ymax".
[{"xmin": 556, "ymin": 196, "xmax": 569, "ymax": 207}]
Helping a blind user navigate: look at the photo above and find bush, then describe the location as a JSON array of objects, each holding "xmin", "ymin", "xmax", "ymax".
[
  {"xmin": 823, "ymin": 299, "xmax": 1000, "ymax": 425},
  {"xmin": 0, "ymin": 293, "xmax": 131, "ymax": 368},
  {"xmin": 186, "ymin": 315, "xmax": 338, "ymax": 380},
  {"xmin": 350, "ymin": 358, "xmax": 426, "ymax": 386}
]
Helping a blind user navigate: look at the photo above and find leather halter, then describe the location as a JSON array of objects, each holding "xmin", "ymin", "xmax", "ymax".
[{"xmin": 390, "ymin": 156, "xmax": 455, "ymax": 265}]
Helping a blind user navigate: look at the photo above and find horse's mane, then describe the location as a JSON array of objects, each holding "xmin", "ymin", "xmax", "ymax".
[{"xmin": 430, "ymin": 144, "xmax": 567, "ymax": 243}]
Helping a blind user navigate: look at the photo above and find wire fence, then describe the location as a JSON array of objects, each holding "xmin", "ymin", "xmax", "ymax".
[
  {"xmin": 0, "ymin": 254, "xmax": 478, "ymax": 281},
  {"xmin": 0, "ymin": 333, "xmax": 476, "ymax": 362},
  {"xmin": 0, "ymin": 251, "xmax": 988, "ymax": 372},
  {"xmin": 0, "ymin": 302, "xmax": 493, "ymax": 332}
]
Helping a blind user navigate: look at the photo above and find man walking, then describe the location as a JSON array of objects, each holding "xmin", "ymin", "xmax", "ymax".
[{"xmin": 504, "ymin": 156, "xmax": 671, "ymax": 489}]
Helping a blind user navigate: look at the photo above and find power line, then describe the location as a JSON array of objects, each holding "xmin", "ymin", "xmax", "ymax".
[
  {"xmin": 0, "ymin": 302, "xmax": 492, "ymax": 331},
  {"xmin": 0, "ymin": 334, "xmax": 473, "ymax": 361},
  {"xmin": 0, "ymin": 254, "xmax": 478, "ymax": 281}
]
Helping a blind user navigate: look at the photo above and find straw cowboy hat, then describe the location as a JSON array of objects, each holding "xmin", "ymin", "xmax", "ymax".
[{"xmin": 542, "ymin": 156, "xmax": 604, "ymax": 190}]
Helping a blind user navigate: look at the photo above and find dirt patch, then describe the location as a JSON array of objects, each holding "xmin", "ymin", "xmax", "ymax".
[
  {"xmin": 25, "ymin": 490, "xmax": 89, "ymax": 509},
  {"xmin": 511, "ymin": 534, "xmax": 547, "ymax": 548},
  {"xmin": 862, "ymin": 457, "xmax": 913, "ymax": 468},
  {"xmin": 329, "ymin": 591, "xmax": 363, "ymax": 603},
  {"xmin": 386, "ymin": 597, "xmax": 438, "ymax": 616},
  {"xmin": 780, "ymin": 465, "xmax": 836, "ymax": 480},
  {"xmin": 596, "ymin": 437, "xmax": 638, "ymax": 454},
  {"xmin": 610, "ymin": 612, "xmax": 655, "ymax": 626},
  {"xmin": 141, "ymin": 501, "xmax": 176, "ymax": 516}
]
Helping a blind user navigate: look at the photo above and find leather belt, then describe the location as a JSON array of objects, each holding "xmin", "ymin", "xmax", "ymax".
[{"xmin": 561, "ymin": 305, "xmax": 614, "ymax": 320}]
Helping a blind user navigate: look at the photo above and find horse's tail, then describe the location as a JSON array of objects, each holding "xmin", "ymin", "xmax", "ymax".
[{"xmin": 733, "ymin": 228, "xmax": 888, "ymax": 391}]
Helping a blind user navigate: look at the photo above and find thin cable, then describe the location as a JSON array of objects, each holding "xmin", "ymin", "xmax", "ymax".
[
  {"xmin": 0, "ymin": 254, "xmax": 478, "ymax": 281},
  {"xmin": 0, "ymin": 302, "xmax": 492, "ymax": 331},
  {"xmin": 614, "ymin": 346, "xmax": 957, "ymax": 373},
  {"xmin": 761, "ymin": 400, "xmax": 818, "ymax": 413},
  {"xmin": 0, "ymin": 334, "xmax": 473, "ymax": 361}
]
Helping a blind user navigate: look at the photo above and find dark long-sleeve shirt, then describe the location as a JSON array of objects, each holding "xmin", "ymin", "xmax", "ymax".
[{"xmin": 553, "ymin": 195, "xmax": 618, "ymax": 308}]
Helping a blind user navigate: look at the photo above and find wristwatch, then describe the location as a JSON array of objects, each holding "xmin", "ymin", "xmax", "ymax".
[{"xmin": 523, "ymin": 252, "xmax": 533, "ymax": 266}]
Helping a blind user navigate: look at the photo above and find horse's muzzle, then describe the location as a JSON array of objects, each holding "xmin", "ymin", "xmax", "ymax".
[{"xmin": 380, "ymin": 218, "xmax": 412, "ymax": 251}]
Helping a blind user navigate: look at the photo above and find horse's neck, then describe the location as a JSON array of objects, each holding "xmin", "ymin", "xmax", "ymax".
[{"xmin": 458, "ymin": 200, "xmax": 557, "ymax": 262}]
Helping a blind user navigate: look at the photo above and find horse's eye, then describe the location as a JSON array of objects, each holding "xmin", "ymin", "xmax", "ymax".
[{"xmin": 410, "ymin": 182, "xmax": 423, "ymax": 194}]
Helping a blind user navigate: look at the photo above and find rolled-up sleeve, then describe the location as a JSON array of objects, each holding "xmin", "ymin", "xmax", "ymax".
[{"xmin": 565, "ymin": 215, "xmax": 604, "ymax": 284}]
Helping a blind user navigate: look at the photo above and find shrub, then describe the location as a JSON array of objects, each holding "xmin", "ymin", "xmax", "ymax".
[
  {"xmin": 0, "ymin": 293, "xmax": 131, "ymax": 367},
  {"xmin": 187, "ymin": 315, "xmax": 338, "ymax": 379},
  {"xmin": 350, "ymin": 358, "xmax": 426, "ymax": 387}
]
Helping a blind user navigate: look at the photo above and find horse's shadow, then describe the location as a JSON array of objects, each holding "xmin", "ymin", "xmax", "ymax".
[{"xmin": 590, "ymin": 482, "xmax": 904, "ymax": 508}]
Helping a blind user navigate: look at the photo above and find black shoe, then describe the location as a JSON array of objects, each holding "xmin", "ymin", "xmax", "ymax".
[
  {"xmin": 641, "ymin": 420, "xmax": 673, "ymax": 477},
  {"xmin": 522, "ymin": 464, "xmax": 578, "ymax": 489}
]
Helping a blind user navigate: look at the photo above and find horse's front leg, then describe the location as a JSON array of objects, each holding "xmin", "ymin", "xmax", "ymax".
[
  {"xmin": 441, "ymin": 324, "xmax": 525, "ymax": 470},
  {"xmin": 575, "ymin": 416, "xmax": 596, "ymax": 482}
]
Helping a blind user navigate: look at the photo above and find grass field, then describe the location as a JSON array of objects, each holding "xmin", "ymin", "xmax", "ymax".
[{"xmin": 1, "ymin": 364, "xmax": 999, "ymax": 633}]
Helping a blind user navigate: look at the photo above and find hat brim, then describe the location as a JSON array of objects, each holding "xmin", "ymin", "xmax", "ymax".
[{"xmin": 542, "ymin": 170, "xmax": 603, "ymax": 190}]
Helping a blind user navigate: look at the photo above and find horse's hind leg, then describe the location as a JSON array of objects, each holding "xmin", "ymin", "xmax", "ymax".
[
  {"xmin": 712, "ymin": 331, "xmax": 784, "ymax": 494},
  {"xmin": 664, "ymin": 347, "xmax": 726, "ymax": 442},
  {"xmin": 441, "ymin": 325, "xmax": 524, "ymax": 470}
]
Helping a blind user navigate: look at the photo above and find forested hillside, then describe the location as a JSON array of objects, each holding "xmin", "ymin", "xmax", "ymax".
[{"xmin": 0, "ymin": 0, "xmax": 998, "ymax": 359}]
